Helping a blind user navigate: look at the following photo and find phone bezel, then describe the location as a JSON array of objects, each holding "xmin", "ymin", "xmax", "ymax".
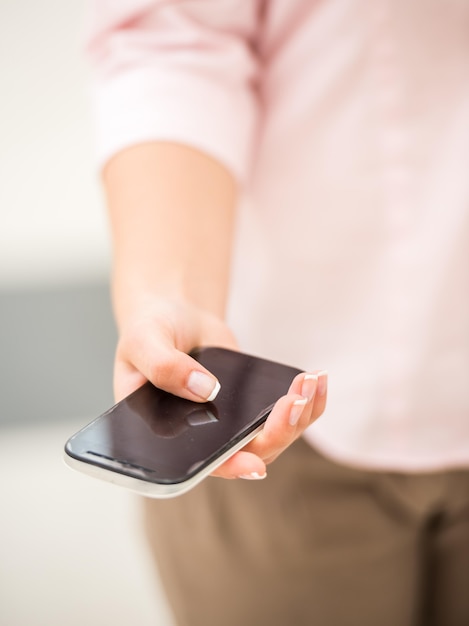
[{"xmin": 63, "ymin": 415, "xmax": 269, "ymax": 498}]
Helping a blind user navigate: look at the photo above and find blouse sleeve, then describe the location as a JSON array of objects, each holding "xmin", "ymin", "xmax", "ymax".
[{"xmin": 85, "ymin": 0, "xmax": 261, "ymax": 185}]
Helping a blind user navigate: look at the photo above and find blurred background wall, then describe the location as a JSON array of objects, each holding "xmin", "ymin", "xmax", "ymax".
[
  {"xmin": 0, "ymin": 0, "xmax": 115, "ymax": 426},
  {"xmin": 0, "ymin": 2, "xmax": 174, "ymax": 624}
]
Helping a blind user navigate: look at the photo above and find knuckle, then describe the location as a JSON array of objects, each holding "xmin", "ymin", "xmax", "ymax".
[
  {"xmin": 118, "ymin": 324, "xmax": 144, "ymax": 358},
  {"xmin": 147, "ymin": 354, "xmax": 178, "ymax": 387}
]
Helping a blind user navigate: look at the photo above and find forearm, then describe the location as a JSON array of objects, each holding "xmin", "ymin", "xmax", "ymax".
[{"xmin": 103, "ymin": 142, "xmax": 237, "ymax": 329}]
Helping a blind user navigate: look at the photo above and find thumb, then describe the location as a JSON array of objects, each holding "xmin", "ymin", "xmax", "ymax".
[{"xmin": 115, "ymin": 329, "xmax": 220, "ymax": 403}]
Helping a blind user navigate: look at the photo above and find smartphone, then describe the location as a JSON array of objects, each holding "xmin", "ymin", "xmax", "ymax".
[{"xmin": 64, "ymin": 346, "xmax": 301, "ymax": 498}]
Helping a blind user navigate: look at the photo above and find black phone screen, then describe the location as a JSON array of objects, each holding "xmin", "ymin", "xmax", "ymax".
[{"xmin": 65, "ymin": 348, "xmax": 301, "ymax": 485}]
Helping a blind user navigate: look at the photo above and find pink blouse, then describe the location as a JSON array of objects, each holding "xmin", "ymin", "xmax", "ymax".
[{"xmin": 86, "ymin": 0, "xmax": 469, "ymax": 471}]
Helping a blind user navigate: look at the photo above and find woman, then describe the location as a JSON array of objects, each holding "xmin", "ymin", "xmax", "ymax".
[{"xmin": 86, "ymin": 2, "xmax": 469, "ymax": 624}]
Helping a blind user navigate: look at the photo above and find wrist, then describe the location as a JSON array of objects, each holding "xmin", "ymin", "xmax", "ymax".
[{"xmin": 111, "ymin": 278, "xmax": 227, "ymax": 335}]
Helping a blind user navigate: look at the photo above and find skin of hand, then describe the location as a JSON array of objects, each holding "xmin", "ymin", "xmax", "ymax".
[
  {"xmin": 113, "ymin": 294, "xmax": 328, "ymax": 480},
  {"xmin": 104, "ymin": 142, "xmax": 327, "ymax": 481}
]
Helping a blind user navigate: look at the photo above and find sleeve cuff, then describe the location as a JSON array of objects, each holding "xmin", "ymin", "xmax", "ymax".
[{"xmin": 93, "ymin": 65, "xmax": 258, "ymax": 186}]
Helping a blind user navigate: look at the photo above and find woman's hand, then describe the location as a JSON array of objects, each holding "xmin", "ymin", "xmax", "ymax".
[{"xmin": 114, "ymin": 295, "xmax": 327, "ymax": 481}]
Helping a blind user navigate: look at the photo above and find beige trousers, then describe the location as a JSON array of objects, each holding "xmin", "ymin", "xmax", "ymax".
[{"xmin": 143, "ymin": 438, "xmax": 469, "ymax": 626}]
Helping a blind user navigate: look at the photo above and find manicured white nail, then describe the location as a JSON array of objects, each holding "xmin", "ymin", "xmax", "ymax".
[
  {"xmin": 239, "ymin": 472, "xmax": 267, "ymax": 480},
  {"xmin": 206, "ymin": 379, "xmax": 221, "ymax": 401},
  {"xmin": 187, "ymin": 371, "xmax": 220, "ymax": 401},
  {"xmin": 289, "ymin": 397, "xmax": 308, "ymax": 426},
  {"xmin": 316, "ymin": 370, "xmax": 328, "ymax": 397},
  {"xmin": 301, "ymin": 373, "xmax": 318, "ymax": 402}
]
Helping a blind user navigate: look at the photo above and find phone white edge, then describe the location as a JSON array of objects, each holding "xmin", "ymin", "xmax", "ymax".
[{"xmin": 63, "ymin": 418, "xmax": 269, "ymax": 499}]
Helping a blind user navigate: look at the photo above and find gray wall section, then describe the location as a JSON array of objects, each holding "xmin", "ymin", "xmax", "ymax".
[{"xmin": 0, "ymin": 281, "xmax": 117, "ymax": 426}]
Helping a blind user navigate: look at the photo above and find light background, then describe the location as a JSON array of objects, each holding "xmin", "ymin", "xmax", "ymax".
[{"xmin": 0, "ymin": 1, "xmax": 174, "ymax": 623}]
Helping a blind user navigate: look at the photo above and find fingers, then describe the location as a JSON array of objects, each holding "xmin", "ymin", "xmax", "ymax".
[
  {"xmin": 213, "ymin": 370, "xmax": 328, "ymax": 479},
  {"xmin": 210, "ymin": 451, "xmax": 267, "ymax": 480},
  {"xmin": 259, "ymin": 370, "xmax": 328, "ymax": 461}
]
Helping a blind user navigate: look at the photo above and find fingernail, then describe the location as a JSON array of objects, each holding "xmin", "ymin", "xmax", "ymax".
[
  {"xmin": 239, "ymin": 472, "xmax": 267, "ymax": 480},
  {"xmin": 316, "ymin": 370, "xmax": 328, "ymax": 397},
  {"xmin": 289, "ymin": 397, "xmax": 308, "ymax": 426},
  {"xmin": 187, "ymin": 371, "xmax": 221, "ymax": 401},
  {"xmin": 301, "ymin": 373, "xmax": 318, "ymax": 402}
]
